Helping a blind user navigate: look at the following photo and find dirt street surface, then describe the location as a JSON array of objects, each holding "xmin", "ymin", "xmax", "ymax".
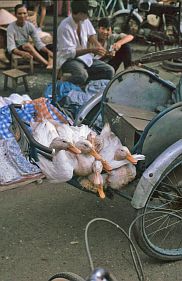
[
  {"xmin": 0, "ymin": 37, "xmax": 182, "ymax": 281},
  {"xmin": 0, "ymin": 180, "xmax": 181, "ymax": 281}
]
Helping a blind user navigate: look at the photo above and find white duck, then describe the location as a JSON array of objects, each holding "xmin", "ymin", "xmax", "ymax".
[
  {"xmin": 31, "ymin": 120, "xmax": 59, "ymax": 147},
  {"xmin": 32, "ymin": 120, "xmax": 104, "ymax": 182},
  {"xmin": 90, "ymin": 123, "xmax": 137, "ymax": 170},
  {"xmin": 49, "ymin": 137, "xmax": 81, "ymax": 155},
  {"xmin": 79, "ymin": 160, "xmax": 106, "ymax": 199},
  {"xmin": 73, "ymin": 139, "xmax": 102, "ymax": 177},
  {"xmin": 88, "ymin": 160, "xmax": 105, "ymax": 199},
  {"xmin": 48, "ymin": 138, "xmax": 102, "ymax": 182},
  {"xmin": 47, "ymin": 120, "xmax": 113, "ymax": 173},
  {"xmin": 86, "ymin": 123, "xmax": 145, "ymax": 191},
  {"xmin": 87, "ymin": 130, "xmax": 112, "ymax": 172},
  {"xmin": 48, "ymin": 120, "xmax": 93, "ymax": 144},
  {"xmin": 106, "ymin": 146, "xmax": 145, "ymax": 190},
  {"xmin": 38, "ymin": 137, "xmax": 81, "ymax": 183}
]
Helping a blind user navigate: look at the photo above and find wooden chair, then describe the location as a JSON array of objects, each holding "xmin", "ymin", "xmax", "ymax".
[
  {"xmin": 11, "ymin": 53, "xmax": 34, "ymax": 74},
  {"xmin": 0, "ymin": 27, "xmax": 34, "ymax": 74},
  {"xmin": 3, "ymin": 68, "xmax": 29, "ymax": 92}
]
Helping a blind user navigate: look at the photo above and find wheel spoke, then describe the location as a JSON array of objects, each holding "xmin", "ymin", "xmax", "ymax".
[
  {"xmin": 134, "ymin": 159, "xmax": 182, "ymax": 260},
  {"xmin": 146, "ymin": 215, "xmax": 181, "ymax": 238}
]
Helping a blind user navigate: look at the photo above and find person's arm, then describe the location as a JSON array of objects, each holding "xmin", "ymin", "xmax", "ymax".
[
  {"xmin": 112, "ymin": 34, "xmax": 134, "ymax": 51},
  {"xmin": 82, "ymin": 19, "xmax": 106, "ymax": 56},
  {"xmin": 30, "ymin": 23, "xmax": 53, "ymax": 57},
  {"xmin": 88, "ymin": 34, "xmax": 103, "ymax": 48},
  {"xmin": 58, "ymin": 26, "xmax": 106, "ymax": 58},
  {"xmin": 75, "ymin": 46, "xmax": 106, "ymax": 57},
  {"xmin": 29, "ymin": 22, "xmax": 46, "ymax": 51},
  {"xmin": 12, "ymin": 47, "xmax": 33, "ymax": 59},
  {"xmin": 7, "ymin": 24, "xmax": 32, "ymax": 59}
]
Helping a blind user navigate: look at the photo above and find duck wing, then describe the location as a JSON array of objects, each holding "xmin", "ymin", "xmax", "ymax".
[
  {"xmin": 71, "ymin": 125, "xmax": 93, "ymax": 143},
  {"xmin": 48, "ymin": 122, "xmax": 93, "ymax": 144},
  {"xmin": 32, "ymin": 120, "xmax": 59, "ymax": 147},
  {"xmin": 37, "ymin": 155, "xmax": 60, "ymax": 183},
  {"xmin": 52, "ymin": 150, "xmax": 75, "ymax": 182},
  {"xmin": 132, "ymin": 154, "xmax": 145, "ymax": 161},
  {"xmin": 100, "ymin": 123, "xmax": 122, "ymax": 149},
  {"xmin": 108, "ymin": 163, "xmax": 136, "ymax": 190}
]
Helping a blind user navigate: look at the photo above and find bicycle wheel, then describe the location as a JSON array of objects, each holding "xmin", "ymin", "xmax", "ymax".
[
  {"xmin": 91, "ymin": 0, "xmax": 107, "ymax": 23},
  {"xmin": 48, "ymin": 272, "xmax": 85, "ymax": 281},
  {"xmin": 162, "ymin": 59, "xmax": 182, "ymax": 72},
  {"xmin": 133, "ymin": 155, "xmax": 182, "ymax": 261},
  {"xmin": 160, "ymin": 15, "xmax": 179, "ymax": 46},
  {"xmin": 112, "ymin": 12, "xmax": 141, "ymax": 35}
]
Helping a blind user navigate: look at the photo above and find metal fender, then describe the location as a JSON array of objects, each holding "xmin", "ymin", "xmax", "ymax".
[
  {"xmin": 112, "ymin": 9, "xmax": 143, "ymax": 24},
  {"xmin": 131, "ymin": 139, "xmax": 182, "ymax": 209},
  {"xmin": 73, "ymin": 92, "xmax": 102, "ymax": 126}
]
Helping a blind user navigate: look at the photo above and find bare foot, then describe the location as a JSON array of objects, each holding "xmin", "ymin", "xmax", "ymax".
[{"xmin": 46, "ymin": 57, "xmax": 53, "ymax": 69}]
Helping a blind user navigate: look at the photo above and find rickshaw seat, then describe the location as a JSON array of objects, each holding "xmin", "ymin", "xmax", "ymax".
[
  {"xmin": 104, "ymin": 102, "xmax": 157, "ymax": 150},
  {"xmin": 103, "ymin": 68, "xmax": 176, "ymax": 151}
]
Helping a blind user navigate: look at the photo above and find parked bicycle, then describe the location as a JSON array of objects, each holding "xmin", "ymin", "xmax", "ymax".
[
  {"xmin": 88, "ymin": 0, "xmax": 143, "ymax": 30},
  {"xmin": 112, "ymin": 0, "xmax": 181, "ymax": 49}
]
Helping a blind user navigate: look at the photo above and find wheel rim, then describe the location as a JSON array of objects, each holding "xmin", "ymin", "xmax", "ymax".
[{"xmin": 142, "ymin": 161, "xmax": 182, "ymax": 256}]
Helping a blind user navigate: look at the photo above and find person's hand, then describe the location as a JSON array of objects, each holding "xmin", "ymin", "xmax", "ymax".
[
  {"xmin": 107, "ymin": 50, "xmax": 116, "ymax": 57},
  {"xmin": 22, "ymin": 52, "xmax": 33, "ymax": 60},
  {"xmin": 91, "ymin": 47, "xmax": 107, "ymax": 56},
  {"xmin": 112, "ymin": 42, "xmax": 121, "ymax": 51}
]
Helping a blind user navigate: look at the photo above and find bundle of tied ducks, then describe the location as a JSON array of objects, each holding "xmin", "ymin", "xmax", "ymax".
[{"xmin": 31, "ymin": 121, "xmax": 145, "ymax": 199}]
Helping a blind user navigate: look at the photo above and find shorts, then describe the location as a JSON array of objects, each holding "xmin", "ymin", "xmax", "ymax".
[
  {"xmin": 29, "ymin": 0, "xmax": 52, "ymax": 8},
  {"xmin": 36, "ymin": 0, "xmax": 52, "ymax": 7}
]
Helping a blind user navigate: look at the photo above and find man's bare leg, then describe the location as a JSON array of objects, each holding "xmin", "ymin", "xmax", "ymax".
[
  {"xmin": 22, "ymin": 43, "xmax": 49, "ymax": 66},
  {"xmin": 39, "ymin": 5, "xmax": 47, "ymax": 29},
  {"xmin": 46, "ymin": 55, "xmax": 53, "ymax": 69}
]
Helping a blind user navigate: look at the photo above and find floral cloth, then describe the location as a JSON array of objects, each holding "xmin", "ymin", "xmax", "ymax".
[{"xmin": 0, "ymin": 138, "xmax": 41, "ymax": 185}]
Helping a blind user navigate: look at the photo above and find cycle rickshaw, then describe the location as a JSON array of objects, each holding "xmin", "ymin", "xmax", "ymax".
[{"xmin": 9, "ymin": 46, "xmax": 182, "ymax": 263}]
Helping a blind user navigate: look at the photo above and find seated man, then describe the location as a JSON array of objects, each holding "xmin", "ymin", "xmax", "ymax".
[
  {"xmin": 7, "ymin": 4, "xmax": 53, "ymax": 69},
  {"xmin": 97, "ymin": 18, "xmax": 134, "ymax": 71},
  {"xmin": 57, "ymin": 0, "xmax": 115, "ymax": 86}
]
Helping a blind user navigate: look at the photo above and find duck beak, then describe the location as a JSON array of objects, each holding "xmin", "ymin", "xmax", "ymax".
[
  {"xmin": 93, "ymin": 171, "xmax": 101, "ymax": 185},
  {"xmin": 67, "ymin": 144, "xmax": 81, "ymax": 154},
  {"xmin": 97, "ymin": 184, "xmax": 105, "ymax": 199},
  {"xmin": 101, "ymin": 159, "xmax": 112, "ymax": 172},
  {"xmin": 88, "ymin": 136, "xmax": 95, "ymax": 148},
  {"xmin": 94, "ymin": 173, "xmax": 105, "ymax": 199},
  {"xmin": 90, "ymin": 149, "xmax": 102, "ymax": 160},
  {"xmin": 126, "ymin": 153, "xmax": 138, "ymax": 165}
]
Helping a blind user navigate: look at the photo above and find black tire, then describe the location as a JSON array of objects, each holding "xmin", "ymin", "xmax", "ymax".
[
  {"xmin": 48, "ymin": 272, "xmax": 85, "ymax": 281},
  {"xmin": 159, "ymin": 15, "xmax": 181, "ymax": 72},
  {"xmin": 112, "ymin": 13, "xmax": 141, "ymax": 35},
  {"xmin": 133, "ymin": 156, "xmax": 182, "ymax": 261},
  {"xmin": 162, "ymin": 59, "xmax": 182, "ymax": 72}
]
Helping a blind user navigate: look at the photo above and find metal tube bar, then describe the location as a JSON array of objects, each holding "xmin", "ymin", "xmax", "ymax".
[{"xmin": 52, "ymin": 0, "xmax": 58, "ymax": 105}]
